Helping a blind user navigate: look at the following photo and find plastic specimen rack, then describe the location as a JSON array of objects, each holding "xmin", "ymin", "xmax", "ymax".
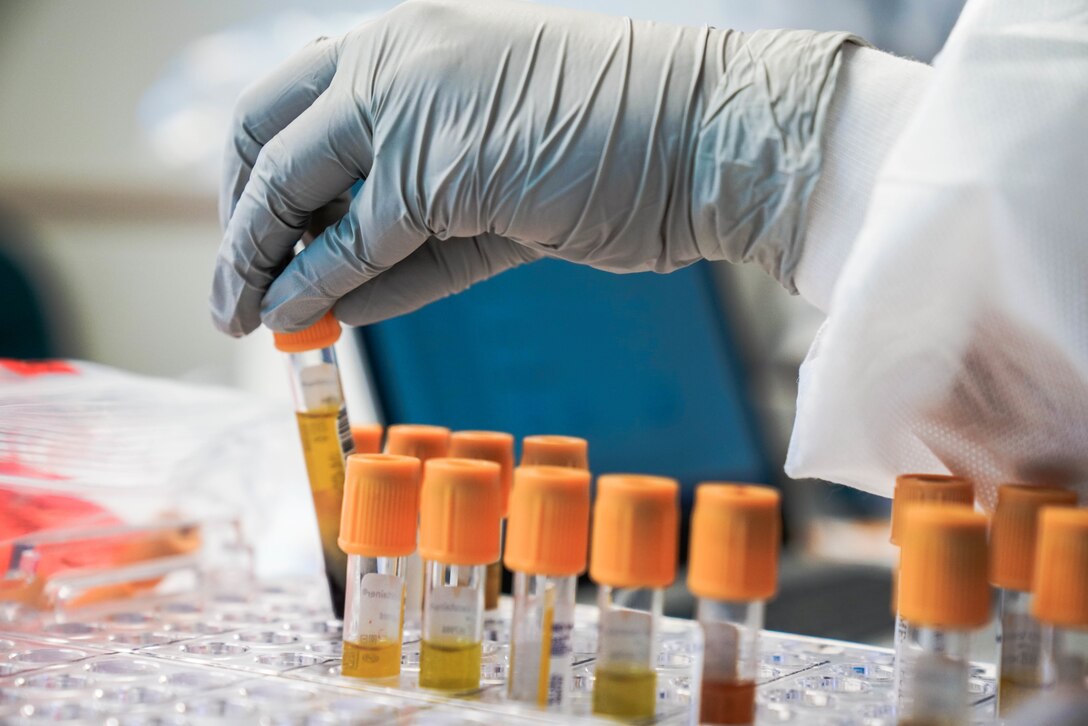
[{"xmin": 0, "ymin": 578, "xmax": 996, "ymax": 724}]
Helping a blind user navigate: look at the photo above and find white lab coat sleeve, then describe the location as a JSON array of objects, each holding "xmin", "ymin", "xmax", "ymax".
[
  {"xmin": 786, "ymin": 0, "xmax": 1088, "ymax": 508},
  {"xmin": 795, "ymin": 46, "xmax": 934, "ymax": 314}
]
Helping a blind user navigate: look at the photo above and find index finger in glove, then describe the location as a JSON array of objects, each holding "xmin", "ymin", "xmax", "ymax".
[
  {"xmin": 259, "ymin": 157, "xmax": 429, "ymax": 331},
  {"xmin": 210, "ymin": 91, "xmax": 368, "ymax": 337},
  {"xmin": 220, "ymin": 35, "xmax": 340, "ymax": 230}
]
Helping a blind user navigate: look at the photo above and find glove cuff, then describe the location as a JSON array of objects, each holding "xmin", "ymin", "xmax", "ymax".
[{"xmin": 689, "ymin": 29, "xmax": 864, "ymax": 292}]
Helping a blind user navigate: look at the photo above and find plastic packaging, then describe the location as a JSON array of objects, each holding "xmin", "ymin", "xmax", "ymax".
[
  {"xmin": 338, "ymin": 454, "xmax": 420, "ymax": 679},
  {"xmin": 0, "ymin": 359, "xmax": 285, "ymax": 613},
  {"xmin": 519, "ymin": 435, "xmax": 589, "ymax": 470},
  {"xmin": 503, "ymin": 465, "xmax": 590, "ymax": 707},
  {"xmin": 688, "ymin": 483, "xmax": 780, "ymax": 725},
  {"xmin": 894, "ymin": 504, "xmax": 990, "ymax": 724},
  {"xmin": 589, "ymin": 474, "xmax": 678, "ymax": 719},
  {"xmin": 448, "ymin": 431, "xmax": 514, "ymax": 612},
  {"xmin": 417, "ymin": 458, "xmax": 501, "ymax": 691},
  {"xmin": 989, "ymin": 484, "xmax": 1077, "ymax": 714}
]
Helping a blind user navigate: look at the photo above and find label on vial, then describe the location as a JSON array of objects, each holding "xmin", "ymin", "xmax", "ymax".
[
  {"xmin": 893, "ymin": 614, "xmax": 907, "ymax": 650},
  {"xmin": 897, "ymin": 649, "xmax": 968, "ymax": 721},
  {"xmin": 1000, "ymin": 611, "xmax": 1043, "ymax": 671},
  {"xmin": 358, "ymin": 573, "xmax": 404, "ymax": 642},
  {"xmin": 598, "ymin": 608, "xmax": 653, "ymax": 666},
  {"xmin": 300, "ymin": 363, "xmax": 343, "ymax": 410},
  {"xmin": 546, "ymin": 600, "xmax": 575, "ymax": 705},
  {"xmin": 428, "ymin": 586, "xmax": 481, "ymax": 641},
  {"xmin": 702, "ymin": 620, "xmax": 741, "ymax": 681}
]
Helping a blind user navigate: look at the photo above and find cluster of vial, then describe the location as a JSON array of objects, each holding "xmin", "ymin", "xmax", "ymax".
[
  {"xmin": 262, "ymin": 312, "xmax": 1088, "ymax": 724},
  {"xmin": 888, "ymin": 475, "xmax": 1088, "ymax": 723}
]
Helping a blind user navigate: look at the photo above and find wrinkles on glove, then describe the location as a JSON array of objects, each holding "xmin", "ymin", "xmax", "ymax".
[
  {"xmin": 211, "ymin": 0, "xmax": 868, "ymax": 335},
  {"xmin": 690, "ymin": 29, "xmax": 864, "ymax": 292}
]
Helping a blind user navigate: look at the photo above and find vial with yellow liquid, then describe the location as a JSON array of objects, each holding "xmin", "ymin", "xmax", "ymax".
[
  {"xmin": 520, "ymin": 435, "xmax": 589, "ymax": 470},
  {"xmin": 688, "ymin": 484, "xmax": 780, "ymax": 725},
  {"xmin": 417, "ymin": 458, "xmax": 502, "ymax": 691},
  {"xmin": 989, "ymin": 484, "xmax": 1077, "ymax": 715},
  {"xmin": 894, "ymin": 505, "xmax": 990, "ymax": 726},
  {"xmin": 448, "ymin": 431, "xmax": 515, "ymax": 612},
  {"xmin": 274, "ymin": 312, "xmax": 355, "ymax": 616},
  {"xmin": 504, "ymin": 465, "xmax": 591, "ymax": 708},
  {"xmin": 384, "ymin": 424, "xmax": 451, "ymax": 638},
  {"xmin": 1031, "ymin": 508, "xmax": 1088, "ymax": 699},
  {"xmin": 589, "ymin": 474, "xmax": 679, "ymax": 720},
  {"xmin": 338, "ymin": 453, "xmax": 421, "ymax": 680}
]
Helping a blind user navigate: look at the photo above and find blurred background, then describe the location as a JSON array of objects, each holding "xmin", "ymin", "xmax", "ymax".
[{"xmin": 0, "ymin": 0, "xmax": 965, "ymax": 643}]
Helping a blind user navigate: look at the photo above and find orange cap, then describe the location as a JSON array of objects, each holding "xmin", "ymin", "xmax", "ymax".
[
  {"xmin": 890, "ymin": 474, "xmax": 974, "ymax": 546},
  {"xmin": 687, "ymin": 483, "xmax": 780, "ymax": 602},
  {"xmin": 520, "ymin": 435, "xmax": 589, "ymax": 470},
  {"xmin": 898, "ymin": 504, "xmax": 990, "ymax": 628},
  {"xmin": 272, "ymin": 312, "xmax": 341, "ymax": 353},
  {"xmin": 338, "ymin": 454, "xmax": 421, "ymax": 557},
  {"xmin": 1032, "ymin": 507, "xmax": 1088, "ymax": 627},
  {"xmin": 385, "ymin": 424, "xmax": 450, "ymax": 462},
  {"xmin": 989, "ymin": 484, "xmax": 1077, "ymax": 591},
  {"xmin": 504, "ymin": 466, "xmax": 590, "ymax": 576},
  {"xmin": 589, "ymin": 474, "xmax": 678, "ymax": 589},
  {"xmin": 350, "ymin": 423, "xmax": 383, "ymax": 455},
  {"xmin": 418, "ymin": 458, "xmax": 501, "ymax": 566},
  {"xmin": 448, "ymin": 431, "xmax": 515, "ymax": 517}
]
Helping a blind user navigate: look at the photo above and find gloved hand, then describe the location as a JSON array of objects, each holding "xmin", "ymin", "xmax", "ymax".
[{"xmin": 211, "ymin": 0, "xmax": 858, "ymax": 335}]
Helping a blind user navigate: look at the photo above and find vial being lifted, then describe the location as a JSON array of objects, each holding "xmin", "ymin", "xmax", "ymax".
[
  {"xmin": 589, "ymin": 474, "xmax": 679, "ymax": 720},
  {"xmin": 504, "ymin": 465, "xmax": 591, "ymax": 708},
  {"xmin": 338, "ymin": 453, "xmax": 421, "ymax": 680},
  {"xmin": 448, "ymin": 431, "xmax": 515, "ymax": 613},
  {"xmin": 988, "ymin": 484, "xmax": 1076, "ymax": 715},
  {"xmin": 274, "ymin": 312, "xmax": 355, "ymax": 617},
  {"xmin": 417, "ymin": 458, "xmax": 502, "ymax": 691},
  {"xmin": 895, "ymin": 505, "xmax": 990, "ymax": 726},
  {"xmin": 688, "ymin": 484, "xmax": 781, "ymax": 725},
  {"xmin": 1032, "ymin": 508, "xmax": 1088, "ymax": 699},
  {"xmin": 889, "ymin": 475, "xmax": 974, "ymax": 654}
]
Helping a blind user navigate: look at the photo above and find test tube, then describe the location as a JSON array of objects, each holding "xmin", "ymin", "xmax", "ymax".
[
  {"xmin": 1032, "ymin": 507, "xmax": 1088, "ymax": 698},
  {"xmin": 448, "ymin": 431, "xmax": 515, "ymax": 612},
  {"xmin": 589, "ymin": 474, "xmax": 679, "ymax": 720},
  {"xmin": 350, "ymin": 423, "xmax": 384, "ymax": 455},
  {"xmin": 274, "ymin": 312, "xmax": 355, "ymax": 617},
  {"xmin": 989, "ymin": 484, "xmax": 1077, "ymax": 714},
  {"xmin": 688, "ymin": 484, "xmax": 780, "ymax": 725},
  {"xmin": 520, "ymin": 435, "xmax": 589, "ymax": 470},
  {"xmin": 504, "ymin": 465, "xmax": 591, "ymax": 708},
  {"xmin": 338, "ymin": 453, "xmax": 421, "ymax": 679},
  {"xmin": 385, "ymin": 424, "xmax": 451, "ymax": 636},
  {"xmin": 889, "ymin": 474, "xmax": 974, "ymax": 650},
  {"xmin": 417, "ymin": 458, "xmax": 502, "ymax": 691},
  {"xmin": 895, "ymin": 504, "xmax": 990, "ymax": 725}
]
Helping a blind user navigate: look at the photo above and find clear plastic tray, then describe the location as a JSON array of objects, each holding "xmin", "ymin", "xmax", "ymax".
[{"xmin": 0, "ymin": 578, "xmax": 996, "ymax": 724}]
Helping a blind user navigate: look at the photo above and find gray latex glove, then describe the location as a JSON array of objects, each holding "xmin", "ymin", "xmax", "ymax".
[{"xmin": 211, "ymin": 0, "xmax": 858, "ymax": 335}]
